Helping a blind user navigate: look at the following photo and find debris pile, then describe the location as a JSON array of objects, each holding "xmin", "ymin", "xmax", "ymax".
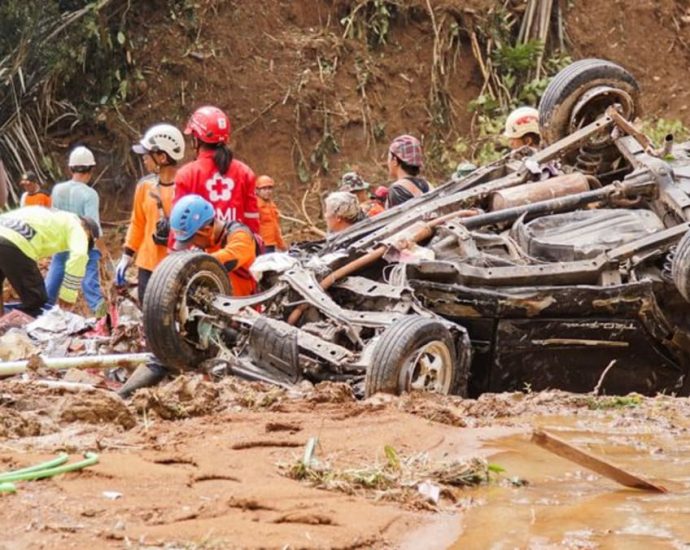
[
  {"xmin": 131, "ymin": 375, "xmax": 220, "ymax": 420},
  {"xmin": 282, "ymin": 442, "xmax": 501, "ymax": 510}
]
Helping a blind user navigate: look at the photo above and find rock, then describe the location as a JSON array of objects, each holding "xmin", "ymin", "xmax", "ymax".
[
  {"xmin": 306, "ymin": 382, "xmax": 356, "ymax": 404},
  {"xmin": 55, "ymin": 390, "xmax": 136, "ymax": 430},
  {"xmin": 0, "ymin": 329, "xmax": 38, "ymax": 361},
  {"xmin": 131, "ymin": 375, "xmax": 220, "ymax": 420},
  {"xmin": 0, "ymin": 310, "xmax": 34, "ymax": 336},
  {"xmin": 0, "ymin": 407, "xmax": 42, "ymax": 438}
]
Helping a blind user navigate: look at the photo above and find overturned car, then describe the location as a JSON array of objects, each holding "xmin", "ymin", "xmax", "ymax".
[{"xmin": 142, "ymin": 59, "xmax": 690, "ymax": 398}]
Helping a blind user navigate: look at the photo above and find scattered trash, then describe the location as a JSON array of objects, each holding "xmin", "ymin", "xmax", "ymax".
[
  {"xmin": 26, "ymin": 308, "xmax": 89, "ymax": 342},
  {"xmin": 302, "ymin": 436, "xmax": 318, "ymax": 467},
  {"xmin": 102, "ymin": 491, "xmax": 122, "ymax": 500},
  {"xmin": 417, "ymin": 480, "xmax": 441, "ymax": 504},
  {"xmin": 282, "ymin": 444, "xmax": 494, "ymax": 509}
]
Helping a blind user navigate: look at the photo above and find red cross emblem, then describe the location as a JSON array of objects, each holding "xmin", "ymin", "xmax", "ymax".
[{"xmin": 205, "ymin": 174, "xmax": 234, "ymax": 202}]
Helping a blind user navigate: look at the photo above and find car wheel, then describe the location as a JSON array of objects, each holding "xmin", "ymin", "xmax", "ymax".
[
  {"xmin": 539, "ymin": 58, "xmax": 640, "ymax": 146},
  {"xmin": 143, "ymin": 251, "xmax": 232, "ymax": 373},
  {"xmin": 672, "ymin": 230, "xmax": 690, "ymax": 302},
  {"xmin": 365, "ymin": 316, "xmax": 468, "ymax": 398}
]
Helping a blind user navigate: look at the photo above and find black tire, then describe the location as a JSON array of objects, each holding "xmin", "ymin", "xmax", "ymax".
[
  {"xmin": 539, "ymin": 58, "xmax": 640, "ymax": 145},
  {"xmin": 143, "ymin": 252, "xmax": 232, "ymax": 373},
  {"xmin": 672, "ymin": 230, "xmax": 690, "ymax": 302},
  {"xmin": 365, "ymin": 316, "xmax": 468, "ymax": 398}
]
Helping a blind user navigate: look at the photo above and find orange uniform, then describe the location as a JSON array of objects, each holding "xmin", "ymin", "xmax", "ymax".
[
  {"xmin": 363, "ymin": 200, "xmax": 384, "ymax": 217},
  {"xmin": 257, "ymin": 196, "xmax": 286, "ymax": 250},
  {"xmin": 124, "ymin": 178, "xmax": 174, "ymax": 272},
  {"xmin": 20, "ymin": 191, "xmax": 51, "ymax": 208},
  {"xmin": 207, "ymin": 222, "xmax": 258, "ymax": 296}
]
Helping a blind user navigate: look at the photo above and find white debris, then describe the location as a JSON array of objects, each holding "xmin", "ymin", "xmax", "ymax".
[{"xmin": 26, "ymin": 307, "xmax": 89, "ymax": 342}]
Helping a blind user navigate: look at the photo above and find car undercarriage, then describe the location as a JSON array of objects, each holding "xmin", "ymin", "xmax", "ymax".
[{"xmin": 141, "ymin": 59, "xmax": 690, "ymax": 398}]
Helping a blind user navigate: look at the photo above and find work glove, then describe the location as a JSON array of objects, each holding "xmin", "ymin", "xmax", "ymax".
[{"xmin": 115, "ymin": 254, "xmax": 133, "ymax": 287}]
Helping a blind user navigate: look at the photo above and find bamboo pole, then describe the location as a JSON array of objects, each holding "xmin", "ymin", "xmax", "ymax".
[{"xmin": 0, "ymin": 353, "xmax": 152, "ymax": 378}]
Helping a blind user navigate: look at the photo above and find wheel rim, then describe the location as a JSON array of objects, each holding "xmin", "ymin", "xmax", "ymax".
[
  {"xmin": 569, "ymin": 85, "xmax": 634, "ymax": 140},
  {"xmin": 399, "ymin": 340, "xmax": 453, "ymax": 394},
  {"xmin": 176, "ymin": 270, "xmax": 226, "ymax": 348}
]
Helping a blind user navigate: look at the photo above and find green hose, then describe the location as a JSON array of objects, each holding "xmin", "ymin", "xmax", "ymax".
[
  {"xmin": 0, "ymin": 453, "xmax": 99, "ymax": 483},
  {"xmin": 0, "ymin": 454, "xmax": 69, "ymax": 480},
  {"xmin": 0, "ymin": 482, "xmax": 16, "ymax": 493}
]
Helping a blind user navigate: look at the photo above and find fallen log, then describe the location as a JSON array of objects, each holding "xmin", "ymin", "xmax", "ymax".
[
  {"xmin": 532, "ymin": 429, "xmax": 667, "ymax": 493},
  {"xmin": 0, "ymin": 352, "xmax": 152, "ymax": 377}
]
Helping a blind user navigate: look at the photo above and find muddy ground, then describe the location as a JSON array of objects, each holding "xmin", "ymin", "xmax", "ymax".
[{"xmin": 1, "ymin": 376, "xmax": 689, "ymax": 549}]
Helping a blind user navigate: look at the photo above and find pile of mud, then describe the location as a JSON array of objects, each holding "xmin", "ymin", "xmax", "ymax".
[{"xmin": 4, "ymin": 374, "xmax": 690, "ymax": 445}]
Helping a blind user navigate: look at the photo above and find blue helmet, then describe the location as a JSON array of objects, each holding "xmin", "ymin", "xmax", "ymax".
[{"xmin": 170, "ymin": 194, "xmax": 214, "ymax": 243}]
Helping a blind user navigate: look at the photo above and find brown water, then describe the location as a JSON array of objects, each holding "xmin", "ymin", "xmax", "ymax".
[{"xmin": 452, "ymin": 415, "xmax": 690, "ymax": 549}]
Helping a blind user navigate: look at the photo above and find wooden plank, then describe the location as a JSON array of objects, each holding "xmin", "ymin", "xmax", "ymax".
[{"xmin": 532, "ymin": 429, "xmax": 667, "ymax": 493}]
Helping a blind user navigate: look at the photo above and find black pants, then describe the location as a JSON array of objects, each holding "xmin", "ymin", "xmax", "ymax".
[
  {"xmin": 0, "ymin": 237, "xmax": 48, "ymax": 317},
  {"xmin": 138, "ymin": 268, "xmax": 153, "ymax": 304}
]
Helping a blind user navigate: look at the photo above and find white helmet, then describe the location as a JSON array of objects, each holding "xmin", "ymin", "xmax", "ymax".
[
  {"xmin": 132, "ymin": 123, "xmax": 185, "ymax": 161},
  {"xmin": 504, "ymin": 107, "xmax": 540, "ymax": 139},
  {"xmin": 68, "ymin": 146, "xmax": 96, "ymax": 168}
]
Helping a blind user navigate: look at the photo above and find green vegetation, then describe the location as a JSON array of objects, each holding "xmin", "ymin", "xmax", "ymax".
[
  {"xmin": 641, "ymin": 118, "xmax": 690, "ymax": 147},
  {"xmin": 587, "ymin": 393, "xmax": 643, "ymax": 410},
  {"xmin": 282, "ymin": 443, "xmax": 516, "ymax": 509},
  {"xmin": 0, "ymin": 0, "xmax": 137, "ymax": 193},
  {"xmin": 341, "ymin": 0, "xmax": 401, "ymax": 48}
]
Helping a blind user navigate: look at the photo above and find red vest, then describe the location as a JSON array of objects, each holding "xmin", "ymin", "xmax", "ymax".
[{"xmin": 174, "ymin": 149, "xmax": 260, "ymax": 234}]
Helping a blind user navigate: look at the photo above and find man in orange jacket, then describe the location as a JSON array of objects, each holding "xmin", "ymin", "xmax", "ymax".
[
  {"xmin": 170, "ymin": 194, "xmax": 258, "ymax": 297},
  {"xmin": 255, "ymin": 175, "xmax": 287, "ymax": 253},
  {"xmin": 116, "ymin": 123, "xmax": 186, "ymax": 302},
  {"xmin": 18, "ymin": 171, "xmax": 51, "ymax": 208}
]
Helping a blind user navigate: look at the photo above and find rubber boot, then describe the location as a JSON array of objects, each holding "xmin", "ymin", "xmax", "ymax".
[{"xmin": 117, "ymin": 362, "xmax": 168, "ymax": 399}]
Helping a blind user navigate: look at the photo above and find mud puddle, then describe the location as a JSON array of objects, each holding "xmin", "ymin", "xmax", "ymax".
[{"xmin": 452, "ymin": 415, "xmax": 690, "ymax": 548}]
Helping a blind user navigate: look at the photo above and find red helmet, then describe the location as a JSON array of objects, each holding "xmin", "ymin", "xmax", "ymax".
[{"xmin": 185, "ymin": 105, "xmax": 231, "ymax": 144}]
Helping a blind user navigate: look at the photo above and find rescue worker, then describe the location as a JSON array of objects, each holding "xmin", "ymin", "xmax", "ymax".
[
  {"xmin": 504, "ymin": 106, "xmax": 541, "ymax": 150},
  {"xmin": 340, "ymin": 171, "xmax": 384, "ymax": 217},
  {"xmin": 255, "ymin": 175, "xmax": 287, "ymax": 253},
  {"xmin": 174, "ymin": 105, "xmax": 260, "ymax": 236},
  {"xmin": 18, "ymin": 171, "xmax": 51, "ymax": 207},
  {"xmin": 171, "ymin": 194, "xmax": 259, "ymax": 297},
  {"xmin": 385, "ymin": 135, "xmax": 430, "ymax": 208},
  {"xmin": 115, "ymin": 123, "xmax": 185, "ymax": 302},
  {"xmin": 45, "ymin": 146, "xmax": 106, "ymax": 316},
  {"xmin": 324, "ymin": 191, "xmax": 361, "ymax": 234},
  {"xmin": 0, "ymin": 207, "xmax": 98, "ymax": 317},
  {"xmin": 117, "ymin": 194, "xmax": 261, "ymax": 399}
]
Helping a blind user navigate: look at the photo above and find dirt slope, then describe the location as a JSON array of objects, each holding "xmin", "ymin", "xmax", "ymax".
[
  {"xmin": 566, "ymin": 0, "xmax": 690, "ymax": 117},
  {"xmin": 86, "ymin": 0, "xmax": 690, "ymax": 226}
]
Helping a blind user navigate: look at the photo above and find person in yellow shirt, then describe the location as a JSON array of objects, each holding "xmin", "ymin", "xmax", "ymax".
[
  {"xmin": 255, "ymin": 175, "xmax": 287, "ymax": 252},
  {"xmin": 0, "ymin": 207, "xmax": 98, "ymax": 316},
  {"xmin": 115, "ymin": 124, "xmax": 185, "ymax": 302}
]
